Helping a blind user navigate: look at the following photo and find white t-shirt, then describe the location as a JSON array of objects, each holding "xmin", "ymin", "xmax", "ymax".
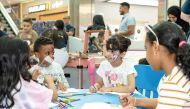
[
  {"xmin": 97, "ymin": 60, "xmax": 137, "ymax": 87},
  {"xmin": 32, "ymin": 61, "xmax": 69, "ymax": 88},
  {"xmin": 156, "ymin": 66, "xmax": 190, "ymax": 109}
]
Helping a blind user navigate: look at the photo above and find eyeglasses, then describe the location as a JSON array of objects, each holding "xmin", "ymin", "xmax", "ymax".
[{"xmin": 145, "ymin": 24, "xmax": 159, "ymax": 45}]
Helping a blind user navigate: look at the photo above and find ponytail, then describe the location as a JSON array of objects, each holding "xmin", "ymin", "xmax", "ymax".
[{"xmin": 176, "ymin": 44, "xmax": 190, "ymax": 80}]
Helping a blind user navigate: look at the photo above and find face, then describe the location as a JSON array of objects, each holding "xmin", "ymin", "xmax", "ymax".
[
  {"xmin": 35, "ymin": 44, "xmax": 54, "ymax": 66},
  {"xmin": 145, "ymin": 37, "xmax": 161, "ymax": 71},
  {"xmin": 168, "ymin": 14, "xmax": 177, "ymax": 22},
  {"xmin": 22, "ymin": 22, "xmax": 32, "ymax": 33},
  {"xmin": 119, "ymin": 6, "xmax": 128, "ymax": 15},
  {"xmin": 105, "ymin": 49, "xmax": 125, "ymax": 64},
  {"xmin": 63, "ymin": 18, "xmax": 69, "ymax": 25}
]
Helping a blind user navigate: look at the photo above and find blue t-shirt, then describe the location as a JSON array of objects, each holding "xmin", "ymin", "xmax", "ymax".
[{"xmin": 119, "ymin": 13, "xmax": 136, "ymax": 39}]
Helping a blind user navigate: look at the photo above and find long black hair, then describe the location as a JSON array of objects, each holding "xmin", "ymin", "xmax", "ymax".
[
  {"xmin": 106, "ymin": 34, "xmax": 131, "ymax": 53},
  {"xmin": 93, "ymin": 14, "xmax": 105, "ymax": 27},
  {"xmin": 0, "ymin": 37, "xmax": 32, "ymax": 108},
  {"xmin": 146, "ymin": 21, "xmax": 190, "ymax": 80}
]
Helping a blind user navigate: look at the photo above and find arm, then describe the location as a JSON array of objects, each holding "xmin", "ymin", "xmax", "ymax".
[
  {"xmin": 57, "ymin": 79, "xmax": 67, "ymax": 92},
  {"xmin": 44, "ymin": 75, "xmax": 58, "ymax": 102},
  {"xmin": 110, "ymin": 74, "xmax": 135, "ymax": 93},
  {"xmin": 31, "ymin": 70, "xmax": 41, "ymax": 80},
  {"xmin": 66, "ymin": 27, "xmax": 75, "ymax": 36},
  {"xmin": 120, "ymin": 95, "xmax": 158, "ymax": 109},
  {"xmin": 118, "ymin": 25, "xmax": 135, "ymax": 37},
  {"xmin": 181, "ymin": 12, "xmax": 190, "ymax": 23},
  {"xmin": 66, "ymin": 32, "xmax": 74, "ymax": 36},
  {"xmin": 135, "ymin": 98, "xmax": 157, "ymax": 109},
  {"xmin": 89, "ymin": 75, "xmax": 104, "ymax": 93},
  {"xmin": 30, "ymin": 31, "xmax": 38, "ymax": 51}
]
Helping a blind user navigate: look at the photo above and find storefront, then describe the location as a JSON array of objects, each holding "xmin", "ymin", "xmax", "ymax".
[{"xmin": 21, "ymin": 0, "xmax": 69, "ymax": 21}]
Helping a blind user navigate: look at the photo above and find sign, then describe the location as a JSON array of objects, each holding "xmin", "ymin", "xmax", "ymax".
[
  {"xmin": 28, "ymin": 4, "xmax": 47, "ymax": 13},
  {"xmin": 52, "ymin": 1, "xmax": 64, "ymax": 8}
]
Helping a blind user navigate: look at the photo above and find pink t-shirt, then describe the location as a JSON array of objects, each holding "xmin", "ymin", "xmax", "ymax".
[{"xmin": 12, "ymin": 78, "xmax": 53, "ymax": 109}]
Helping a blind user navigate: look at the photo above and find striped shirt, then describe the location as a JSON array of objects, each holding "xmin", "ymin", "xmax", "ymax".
[{"xmin": 156, "ymin": 66, "xmax": 190, "ymax": 109}]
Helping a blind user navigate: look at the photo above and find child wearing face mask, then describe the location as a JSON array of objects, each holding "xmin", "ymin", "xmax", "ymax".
[
  {"xmin": 31, "ymin": 37, "xmax": 69, "ymax": 93},
  {"xmin": 89, "ymin": 35, "xmax": 136, "ymax": 93}
]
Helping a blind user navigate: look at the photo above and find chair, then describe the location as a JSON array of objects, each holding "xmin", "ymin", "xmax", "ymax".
[
  {"xmin": 87, "ymin": 58, "xmax": 96, "ymax": 86},
  {"xmin": 54, "ymin": 48, "xmax": 69, "ymax": 68},
  {"xmin": 134, "ymin": 65, "xmax": 164, "ymax": 98},
  {"xmin": 68, "ymin": 37, "xmax": 83, "ymax": 53}
]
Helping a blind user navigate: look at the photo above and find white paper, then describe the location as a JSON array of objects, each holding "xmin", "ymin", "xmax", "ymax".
[
  {"xmin": 48, "ymin": 102, "xmax": 59, "ymax": 109},
  {"xmin": 81, "ymin": 102, "xmax": 122, "ymax": 109}
]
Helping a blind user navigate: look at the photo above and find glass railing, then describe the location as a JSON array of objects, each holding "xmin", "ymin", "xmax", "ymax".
[{"xmin": 0, "ymin": 0, "xmax": 19, "ymax": 35}]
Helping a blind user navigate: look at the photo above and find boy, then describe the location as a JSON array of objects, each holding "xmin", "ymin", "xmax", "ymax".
[
  {"xmin": 31, "ymin": 37, "xmax": 69, "ymax": 92},
  {"xmin": 18, "ymin": 18, "xmax": 38, "ymax": 49}
]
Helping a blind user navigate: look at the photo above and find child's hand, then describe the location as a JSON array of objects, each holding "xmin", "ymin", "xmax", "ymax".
[
  {"xmin": 119, "ymin": 95, "xmax": 134, "ymax": 107},
  {"xmin": 32, "ymin": 70, "xmax": 41, "ymax": 80},
  {"xmin": 57, "ymin": 81, "xmax": 67, "ymax": 92},
  {"xmin": 99, "ymin": 87, "xmax": 112, "ymax": 92},
  {"xmin": 89, "ymin": 86, "xmax": 97, "ymax": 93},
  {"xmin": 44, "ymin": 75, "xmax": 54, "ymax": 84}
]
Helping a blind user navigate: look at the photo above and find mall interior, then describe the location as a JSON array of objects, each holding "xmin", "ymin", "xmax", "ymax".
[{"xmin": 0, "ymin": 0, "xmax": 190, "ymax": 109}]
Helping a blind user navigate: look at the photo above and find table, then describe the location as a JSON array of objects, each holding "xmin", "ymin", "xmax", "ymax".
[{"xmin": 51, "ymin": 90, "xmax": 146, "ymax": 109}]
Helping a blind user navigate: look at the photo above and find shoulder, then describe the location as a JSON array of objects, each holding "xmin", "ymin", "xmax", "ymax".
[
  {"xmin": 159, "ymin": 69, "xmax": 190, "ymax": 94},
  {"xmin": 31, "ymin": 30, "xmax": 38, "ymax": 35},
  {"xmin": 99, "ymin": 60, "xmax": 110, "ymax": 66}
]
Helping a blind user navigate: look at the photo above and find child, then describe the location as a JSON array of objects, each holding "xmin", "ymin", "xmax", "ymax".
[
  {"xmin": 0, "ymin": 37, "xmax": 53, "ymax": 109},
  {"xmin": 18, "ymin": 18, "xmax": 38, "ymax": 50},
  {"xmin": 32, "ymin": 37, "xmax": 69, "ymax": 92},
  {"xmin": 89, "ymin": 35, "xmax": 136, "ymax": 93},
  {"xmin": 120, "ymin": 21, "xmax": 190, "ymax": 108},
  {"xmin": 89, "ymin": 36, "xmax": 102, "ymax": 53}
]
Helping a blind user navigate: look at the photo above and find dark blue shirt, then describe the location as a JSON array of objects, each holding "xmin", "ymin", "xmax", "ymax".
[
  {"xmin": 65, "ymin": 24, "xmax": 75, "ymax": 36},
  {"xmin": 0, "ymin": 30, "xmax": 6, "ymax": 37}
]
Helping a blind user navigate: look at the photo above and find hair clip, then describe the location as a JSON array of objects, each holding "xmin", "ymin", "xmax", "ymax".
[{"xmin": 179, "ymin": 40, "xmax": 186, "ymax": 47}]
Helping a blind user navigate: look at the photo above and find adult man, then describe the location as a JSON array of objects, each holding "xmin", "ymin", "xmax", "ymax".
[
  {"xmin": 63, "ymin": 16, "xmax": 75, "ymax": 36},
  {"xmin": 118, "ymin": 2, "xmax": 136, "ymax": 39}
]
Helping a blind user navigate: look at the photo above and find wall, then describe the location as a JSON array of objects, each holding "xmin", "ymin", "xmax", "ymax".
[
  {"xmin": 95, "ymin": 2, "xmax": 158, "ymax": 29},
  {"xmin": 167, "ymin": 0, "xmax": 180, "ymax": 8}
]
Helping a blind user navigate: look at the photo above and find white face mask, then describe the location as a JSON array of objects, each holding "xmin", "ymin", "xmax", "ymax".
[
  {"xmin": 111, "ymin": 51, "xmax": 120, "ymax": 62},
  {"xmin": 40, "ymin": 55, "xmax": 53, "ymax": 67}
]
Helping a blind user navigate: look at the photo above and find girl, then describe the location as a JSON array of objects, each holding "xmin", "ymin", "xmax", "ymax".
[
  {"xmin": 89, "ymin": 34, "xmax": 136, "ymax": 93},
  {"xmin": 120, "ymin": 21, "xmax": 190, "ymax": 108},
  {"xmin": 0, "ymin": 37, "xmax": 54, "ymax": 109}
]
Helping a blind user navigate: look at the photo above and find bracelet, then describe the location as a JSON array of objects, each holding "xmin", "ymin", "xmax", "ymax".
[{"xmin": 133, "ymin": 97, "xmax": 136, "ymax": 106}]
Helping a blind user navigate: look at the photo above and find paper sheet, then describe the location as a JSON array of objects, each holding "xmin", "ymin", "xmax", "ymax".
[{"xmin": 81, "ymin": 102, "xmax": 122, "ymax": 109}]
